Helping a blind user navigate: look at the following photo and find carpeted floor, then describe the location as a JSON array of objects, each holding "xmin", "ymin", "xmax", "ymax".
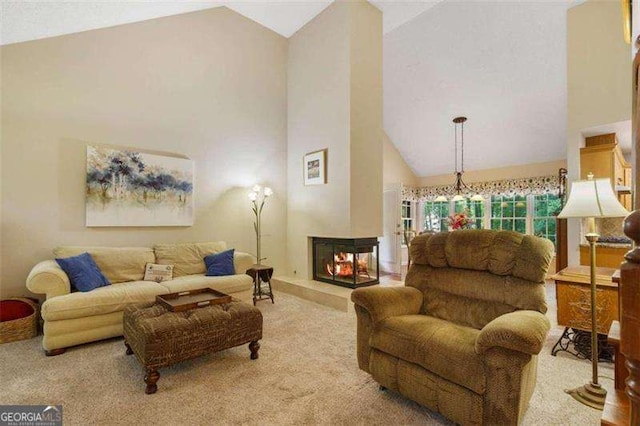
[{"xmin": 0, "ymin": 289, "xmax": 612, "ymax": 425}]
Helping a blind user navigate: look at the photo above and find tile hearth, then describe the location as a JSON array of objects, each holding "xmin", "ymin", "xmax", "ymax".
[{"xmin": 272, "ymin": 275, "xmax": 402, "ymax": 312}]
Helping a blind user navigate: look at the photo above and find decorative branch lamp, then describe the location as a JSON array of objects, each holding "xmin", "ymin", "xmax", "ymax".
[
  {"xmin": 248, "ymin": 185, "xmax": 273, "ymax": 265},
  {"xmin": 558, "ymin": 173, "xmax": 629, "ymax": 410}
]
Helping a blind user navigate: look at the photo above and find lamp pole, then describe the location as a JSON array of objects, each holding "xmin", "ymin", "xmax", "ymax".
[{"xmin": 249, "ymin": 185, "xmax": 272, "ymax": 265}]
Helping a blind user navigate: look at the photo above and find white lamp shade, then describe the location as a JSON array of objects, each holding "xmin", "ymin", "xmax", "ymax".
[
  {"xmin": 434, "ymin": 195, "xmax": 448, "ymax": 202},
  {"xmin": 558, "ymin": 177, "xmax": 629, "ymax": 218},
  {"xmin": 451, "ymin": 194, "xmax": 464, "ymax": 202}
]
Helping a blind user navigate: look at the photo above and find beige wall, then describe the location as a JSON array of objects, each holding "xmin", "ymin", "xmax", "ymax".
[
  {"xmin": 567, "ymin": 1, "xmax": 632, "ymax": 265},
  {"xmin": 1, "ymin": 7, "xmax": 288, "ymax": 298},
  {"xmin": 349, "ymin": 0, "xmax": 383, "ymax": 237},
  {"xmin": 418, "ymin": 160, "xmax": 567, "ymax": 187},
  {"xmin": 383, "ymin": 132, "xmax": 419, "ymax": 187},
  {"xmin": 287, "ymin": 0, "xmax": 382, "ymax": 279}
]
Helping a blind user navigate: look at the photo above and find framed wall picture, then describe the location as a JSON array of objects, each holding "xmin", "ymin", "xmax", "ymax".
[
  {"xmin": 304, "ymin": 149, "xmax": 327, "ymax": 185},
  {"xmin": 86, "ymin": 145, "xmax": 194, "ymax": 227}
]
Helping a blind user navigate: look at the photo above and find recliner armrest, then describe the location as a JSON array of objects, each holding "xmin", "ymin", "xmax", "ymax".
[
  {"xmin": 475, "ymin": 310, "xmax": 550, "ymax": 356},
  {"xmin": 26, "ymin": 260, "xmax": 71, "ymax": 300},
  {"xmin": 351, "ymin": 286, "xmax": 423, "ymax": 324}
]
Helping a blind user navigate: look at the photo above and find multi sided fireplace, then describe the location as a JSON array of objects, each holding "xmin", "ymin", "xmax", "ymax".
[{"xmin": 312, "ymin": 237, "xmax": 379, "ymax": 288}]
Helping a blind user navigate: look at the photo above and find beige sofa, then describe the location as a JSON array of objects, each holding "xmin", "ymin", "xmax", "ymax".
[
  {"xmin": 351, "ymin": 230, "xmax": 554, "ymax": 425},
  {"xmin": 26, "ymin": 241, "xmax": 255, "ymax": 355}
]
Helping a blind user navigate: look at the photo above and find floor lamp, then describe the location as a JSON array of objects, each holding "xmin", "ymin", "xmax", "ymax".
[
  {"xmin": 557, "ymin": 173, "xmax": 629, "ymax": 410},
  {"xmin": 248, "ymin": 185, "xmax": 273, "ymax": 266}
]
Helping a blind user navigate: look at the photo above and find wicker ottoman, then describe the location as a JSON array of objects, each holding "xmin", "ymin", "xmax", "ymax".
[{"xmin": 123, "ymin": 300, "xmax": 262, "ymax": 394}]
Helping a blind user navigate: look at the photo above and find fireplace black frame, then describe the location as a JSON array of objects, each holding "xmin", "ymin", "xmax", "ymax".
[{"xmin": 312, "ymin": 237, "xmax": 379, "ymax": 289}]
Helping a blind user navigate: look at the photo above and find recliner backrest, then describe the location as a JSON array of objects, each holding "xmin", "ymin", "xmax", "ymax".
[{"xmin": 406, "ymin": 230, "xmax": 554, "ymax": 329}]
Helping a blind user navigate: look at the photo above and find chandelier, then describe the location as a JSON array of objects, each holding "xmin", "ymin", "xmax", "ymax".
[{"xmin": 435, "ymin": 116, "xmax": 483, "ymax": 202}]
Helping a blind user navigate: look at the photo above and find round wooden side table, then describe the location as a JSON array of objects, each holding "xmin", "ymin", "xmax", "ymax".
[{"xmin": 246, "ymin": 264, "xmax": 274, "ymax": 306}]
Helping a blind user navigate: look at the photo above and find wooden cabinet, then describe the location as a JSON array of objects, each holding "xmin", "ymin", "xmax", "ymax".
[
  {"xmin": 622, "ymin": 167, "xmax": 633, "ymax": 210},
  {"xmin": 580, "ymin": 245, "xmax": 629, "ymax": 268},
  {"xmin": 552, "ymin": 266, "xmax": 618, "ymax": 334},
  {"xmin": 580, "ymin": 138, "xmax": 632, "ymax": 210}
]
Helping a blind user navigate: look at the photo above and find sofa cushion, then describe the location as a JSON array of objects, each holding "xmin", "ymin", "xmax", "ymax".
[
  {"xmin": 158, "ymin": 273, "xmax": 253, "ymax": 295},
  {"xmin": 55, "ymin": 252, "xmax": 110, "ymax": 292},
  {"xmin": 53, "ymin": 246, "xmax": 154, "ymax": 284},
  {"xmin": 154, "ymin": 241, "xmax": 227, "ymax": 277},
  {"xmin": 204, "ymin": 249, "xmax": 235, "ymax": 276},
  {"xmin": 143, "ymin": 263, "xmax": 174, "ymax": 283},
  {"xmin": 370, "ymin": 314, "xmax": 486, "ymax": 394},
  {"xmin": 42, "ymin": 281, "xmax": 168, "ymax": 321}
]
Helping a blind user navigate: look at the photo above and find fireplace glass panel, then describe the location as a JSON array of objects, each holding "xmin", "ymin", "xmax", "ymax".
[{"xmin": 312, "ymin": 237, "xmax": 379, "ymax": 288}]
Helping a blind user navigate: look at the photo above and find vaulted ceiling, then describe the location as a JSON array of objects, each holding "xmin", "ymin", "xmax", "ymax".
[
  {"xmin": 0, "ymin": 0, "xmax": 441, "ymax": 44},
  {"xmin": 2, "ymin": 1, "xmax": 576, "ymax": 178},
  {"xmin": 384, "ymin": 1, "xmax": 570, "ymax": 177}
]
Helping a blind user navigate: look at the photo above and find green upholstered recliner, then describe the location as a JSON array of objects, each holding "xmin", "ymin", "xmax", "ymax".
[{"xmin": 351, "ymin": 230, "xmax": 554, "ymax": 426}]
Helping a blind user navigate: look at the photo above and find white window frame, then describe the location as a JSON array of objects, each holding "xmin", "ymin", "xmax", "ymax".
[
  {"xmin": 422, "ymin": 200, "xmax": 451, "ymax": 232},
  {"xmin": 401, "ymin": 200, "xmax": 417, "ymax": 247},
  {"xmin": 424, "ymin": 194, "xmax": 557, "ymax": 243}
]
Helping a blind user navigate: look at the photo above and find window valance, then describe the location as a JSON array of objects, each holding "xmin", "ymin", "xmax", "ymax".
[{"xmin": 402, "ymin": 174, "xmax": 560, "ymax": 202}]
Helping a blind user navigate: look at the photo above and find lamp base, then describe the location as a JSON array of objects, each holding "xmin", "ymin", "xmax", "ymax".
[{"xmin": 565, "ymin": 382, "xmax": 607, "ymax": 410}]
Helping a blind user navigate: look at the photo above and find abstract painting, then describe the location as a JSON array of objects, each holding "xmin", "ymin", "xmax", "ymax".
[{"xmin": 86, "ymin": 145, "xmax": 194, "ymax": 227}]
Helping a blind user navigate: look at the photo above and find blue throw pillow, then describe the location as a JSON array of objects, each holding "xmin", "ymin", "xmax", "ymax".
[
  {"xmin": 55, "ymin": 252, "xmax": 111, "ymax": 292},
  {"xmin": 204, "ymin": 249, "xmax": 235, "ymax": 277}
]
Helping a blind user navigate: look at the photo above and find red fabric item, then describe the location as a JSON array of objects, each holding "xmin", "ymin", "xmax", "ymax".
[{"xmin": 0, "ymin": 300, "xmax": 34, "ymax": 322}]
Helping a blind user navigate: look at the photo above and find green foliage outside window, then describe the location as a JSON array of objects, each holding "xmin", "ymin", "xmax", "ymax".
[
  {"xmin": 532, "ymin": 194, "xmax": 561, "ymax": 247},
  {"xmin": 490, "ymin": 195, "xmax": 527, "ymax": 233},
  {"xmin": 424, "ymin": 201, "xmax": 450, "ymax": 232}
]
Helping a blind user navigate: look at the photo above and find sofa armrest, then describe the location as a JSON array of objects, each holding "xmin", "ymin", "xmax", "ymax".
[
  {"xmin": 476, "ymin": 310, "xmax": 550, "ymax": 356},
  {"xmin": 351, "ymin": 286, "xmax": 423, "ymax": 324},
  {"xmin": 234, "ymin": 251, "xmax": 255, "ymax": 275},
  {"xmin": 26, "ymin": 260, "xmax": 71, "ymax": 300}
]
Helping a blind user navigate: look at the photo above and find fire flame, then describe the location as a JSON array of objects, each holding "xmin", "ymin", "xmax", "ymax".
[{"xmin": 325, "ymin": 252, "xmax": 369, "ymax": 277}]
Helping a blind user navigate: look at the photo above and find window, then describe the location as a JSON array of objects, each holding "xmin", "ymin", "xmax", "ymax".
[
  {"xmin": 532, "ymin": 194, "xmax": 561, "ymax": 246},
  {"xmin": 424, "ymin": 200, "xmax": 449, "ymax": 232},
  {"xmin": 401, "ymin": 201, "xmax": 413, "ymax": 232},
  {"xmin": 490, "ymin": 195, "xmax": 527, "ymax": 233},
  {"xmin": 421, "ymin": 192, "xmax": 559, "ymax": 247}
]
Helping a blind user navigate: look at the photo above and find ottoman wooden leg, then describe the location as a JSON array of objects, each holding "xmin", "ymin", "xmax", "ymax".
[
  {"xmin": 45, "ymin": 348, "xmax": 66, "ymax": 356},
  {"xmin": 124, "ymin": 341, "xmax": 133, "ymax": 355},
  {"xmin": 144, "ymin": 369, "xmax": 160, "ymax": 394},
  {"xmin": 249, "ymin": 340, "xmax": 260, "ymax": 360}
]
